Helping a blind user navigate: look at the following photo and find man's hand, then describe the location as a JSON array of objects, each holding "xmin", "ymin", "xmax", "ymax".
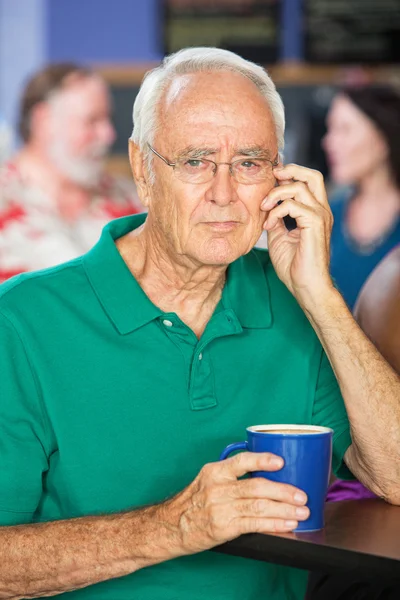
[
  {"xmin": 158, "ymin": 452, "xmax": 309, "ymax": 556},
  {"xmin": 261, "ymin": 164, "xmax": 334, "ymax": 306}
]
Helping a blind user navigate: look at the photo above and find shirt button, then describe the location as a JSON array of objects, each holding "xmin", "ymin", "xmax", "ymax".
[
  {"xmin": 163, "ymin": 319, "xmax": 173, "ymax": 327},
  {"xmin": 198, "ymin": 353, "xmax": 203, "ymax": 360}
]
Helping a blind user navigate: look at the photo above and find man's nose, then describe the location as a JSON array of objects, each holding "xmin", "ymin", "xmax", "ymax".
[{"xmin": 208, "ymin": 164, "xmax": 237, "ymax": 206}]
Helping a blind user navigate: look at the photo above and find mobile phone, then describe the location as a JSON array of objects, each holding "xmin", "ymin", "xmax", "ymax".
[
  {"xmin": 283, "ymin": 213, "xmax": 297, "ymax": 231},
  {"xmin": 275, "ymin": 181, "xmax": 297, "ymax": 231}
]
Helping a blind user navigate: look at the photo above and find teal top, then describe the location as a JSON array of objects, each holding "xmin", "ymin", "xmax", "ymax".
[
  {"xmin": 0, "ymin": 214, "xmax": 352, "ymax": 599},
  {"xmin": 330, "ymin": 192, "xmax": 400, "ymax": 309}
]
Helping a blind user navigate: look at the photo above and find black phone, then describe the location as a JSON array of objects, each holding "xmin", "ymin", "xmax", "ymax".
[
  {"xmin": 284, "ymin": 215, "xmax": 297, "ymax": 231},
  {"xmin": 276, "ymin": 200, "xmax": 297, "ymax": 231}
]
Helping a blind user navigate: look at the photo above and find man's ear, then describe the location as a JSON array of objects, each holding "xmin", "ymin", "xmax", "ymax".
[{"xmin": 129, "ymin": 140, "xmax": 151, "ymax": 208}]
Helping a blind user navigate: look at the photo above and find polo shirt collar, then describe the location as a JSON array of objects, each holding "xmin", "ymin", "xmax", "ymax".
[
  {"xmin": 83, "ymin": 214, "xmax": 273, "ymax": 334},
  {"xmin": 224, "ymin": 249, "xmax": 273, "ymax": 329},
  {"xmin": 83, "ymin": 214, "xmax": 161, "ymax": 335}
]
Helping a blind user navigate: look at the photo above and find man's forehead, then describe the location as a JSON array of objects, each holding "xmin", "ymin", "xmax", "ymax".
[
  {"xmin": 162, "ymin": 71, "xmax": 271, "ymax": 116},
  {"xmin": 159, "ymin": 72, "xmax": 277, "ymax": 150},
  {"xmin": 163, "ymin": 74, "xmax": 194, "ymax": 108}
]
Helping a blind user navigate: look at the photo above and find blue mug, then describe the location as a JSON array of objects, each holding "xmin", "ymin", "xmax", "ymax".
[{"xmin": 219, "ymin": 424, "xmax": 333, "ymax": 532}]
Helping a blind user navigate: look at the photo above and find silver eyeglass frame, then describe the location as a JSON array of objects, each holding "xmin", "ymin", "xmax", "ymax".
[{"xmin": 147, "ymin": 143, "xmax": 279, "ymax": 184}]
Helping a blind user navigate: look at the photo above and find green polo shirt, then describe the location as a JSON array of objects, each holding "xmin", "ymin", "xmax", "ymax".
[{"xmin": 0, "ymin": 214, "xmax": 352, "ymax": 600}]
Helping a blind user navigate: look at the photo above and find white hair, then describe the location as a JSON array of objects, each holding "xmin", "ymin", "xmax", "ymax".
[{"xmin": 131, "ymin": 47, "xmax": 285, "ymax": 173}]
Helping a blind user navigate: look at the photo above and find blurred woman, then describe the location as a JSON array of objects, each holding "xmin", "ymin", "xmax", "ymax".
[{"xmin": 323, "ymin": 85, "xmax": 400, "ymax": 309}]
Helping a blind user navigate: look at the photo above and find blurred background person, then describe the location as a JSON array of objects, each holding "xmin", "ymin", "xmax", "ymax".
[
  {"xmin": 0, "ymin": 63, "xmax": 142, "ymax": 282},
  {"xmin": 323, "ymin": 85, "xmax": 400, "ymax": 309}
]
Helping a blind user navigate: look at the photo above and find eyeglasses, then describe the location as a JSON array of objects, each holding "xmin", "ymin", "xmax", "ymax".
[{"xmin": 148, "ymin": 144, "xmax": 279, "ymax": 185}]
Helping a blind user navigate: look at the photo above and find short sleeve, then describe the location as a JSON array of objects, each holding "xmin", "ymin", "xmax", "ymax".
[
  {"xmin": 0, "ymin": 310, "xmax": 50, "ymax": 524},
  {"xmin": 312, "ymin": 350, "xmax": 354, "ymax": 480}
]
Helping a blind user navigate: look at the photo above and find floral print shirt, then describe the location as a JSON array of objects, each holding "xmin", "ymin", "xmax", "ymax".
[{"xmin": 0, "ymin": 161, "xmax": 142, "ymax": 281}]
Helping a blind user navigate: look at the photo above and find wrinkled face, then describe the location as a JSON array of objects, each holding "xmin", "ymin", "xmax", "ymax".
[
  {"xmin": 142, "ymin": 71, "xmax": 279, "ymax": 266},
  {"xmin": 323, "ymin": 95, "xmax": 388, "ymax": 186},
  {"xmin": 48, "ymin": 76, "xmax": 116, "ymax": 186}
]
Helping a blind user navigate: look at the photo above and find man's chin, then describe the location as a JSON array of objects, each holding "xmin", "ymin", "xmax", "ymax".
[{"xmin": 193, "ymin": 238, "xmax": 246, "ymax": 266}]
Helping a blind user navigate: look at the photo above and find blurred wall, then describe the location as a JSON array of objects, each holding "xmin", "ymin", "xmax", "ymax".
[
  {"xmin": 0, "ymin": 0, "xmax": 46, "ymax": 134},
  {"xmin": 47, "ymin": 0, "xmax": 162, "ymax": 63},
  {"xmin": 0, "ymin": 0, "xmax": 163, "ymax": 137},
  {"xmin": 0, "ymin": 0, "xmax": 304, "ymax": 139}
]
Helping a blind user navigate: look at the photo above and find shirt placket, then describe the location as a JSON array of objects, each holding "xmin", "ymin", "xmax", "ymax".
[{"xmin": 159, "ymin": 310, "xmax": 242, "ymax": 411}]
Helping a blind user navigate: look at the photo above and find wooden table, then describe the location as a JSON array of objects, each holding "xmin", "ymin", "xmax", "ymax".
[{"xmin": 213, "ymin": 499, "xmax": 400, "ymax": 581}]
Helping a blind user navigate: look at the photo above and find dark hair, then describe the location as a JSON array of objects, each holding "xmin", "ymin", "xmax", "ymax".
[
  {"xmin": 18, "ymin": 62, "xmax": 94, "ymax": 142},
  {"xmin": 341, "ymin": 85, "xmax": 400, "ymax": 188}
]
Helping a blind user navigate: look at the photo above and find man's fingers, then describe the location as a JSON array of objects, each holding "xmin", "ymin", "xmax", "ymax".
[
  {"xmin": 234, "ymin": 477, "xmax": 308, "ymax": 506},
  {"xmin": 235, "ymin": 498, "xmax": 310, "ymax": 521},
  {"xmin": 222, "ymin": 451, "xmax": 284, "ymax": 479},
  {"xmin": 264, "ymin": 200, "xmax": 332, "ymax": 259},
  {"xmin": 239, "ymin": 516, "xmax": 299, "ymax": 534},
  {"xmin": 261, "ymin": 181, "xmax": 317, "ymax": 212},
  {"xmin": 264, "ymin": 199, "xmax": 319, "ymax": 231},
  {"xmin": 273, "ymin": 164, "xmax": 328, "ymax": 206}
]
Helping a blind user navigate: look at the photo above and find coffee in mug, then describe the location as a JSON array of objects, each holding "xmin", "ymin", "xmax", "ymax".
[{"xmin": 257, "ymin": 428, "xmax": 320, "ymax": 434}]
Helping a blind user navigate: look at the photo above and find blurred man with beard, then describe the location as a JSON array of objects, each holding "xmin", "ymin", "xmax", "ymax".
[{"xmin": 0, "ymin": 63, "xmax": 142, "ymax": 281}]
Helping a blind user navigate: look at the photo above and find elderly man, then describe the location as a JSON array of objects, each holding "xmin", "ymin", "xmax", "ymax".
[
  {"xmin": 0, "ymin": 48, "xmax": 399, "ymax": 600},
  {"xmin": 0, "ymin": 63, "xmax": 141, "ymax": 281}
]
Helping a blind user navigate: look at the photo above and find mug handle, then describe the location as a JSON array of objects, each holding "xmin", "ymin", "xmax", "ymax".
[{"xmin": 219, "ymin": 441, "xmax": 248, "ymax": 461}]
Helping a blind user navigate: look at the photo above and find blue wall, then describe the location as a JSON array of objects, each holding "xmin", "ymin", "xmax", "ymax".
[
  {"xmin": 0, "ymin": 0, "xmax": 46, "ymax": 134},
  {"xmin": 47, "ymin": 0, "xmax": 162, "ymax": 63}
]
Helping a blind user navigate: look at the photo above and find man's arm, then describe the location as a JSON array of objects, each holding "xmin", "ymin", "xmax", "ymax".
[
  {"xmin": 0, "ymin": 506, "xmax": 165, "ymax": 600},
  {"xmin": 303, "ymin": 287, "xmax": 400, "ymax": 503},
  {"xmin": 262, "ymin": 165, "xmax": 400, "ymax": 504},
  {"xmin": 0, "ymin": 453, "xmax": 310, "ymax": 600}
]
